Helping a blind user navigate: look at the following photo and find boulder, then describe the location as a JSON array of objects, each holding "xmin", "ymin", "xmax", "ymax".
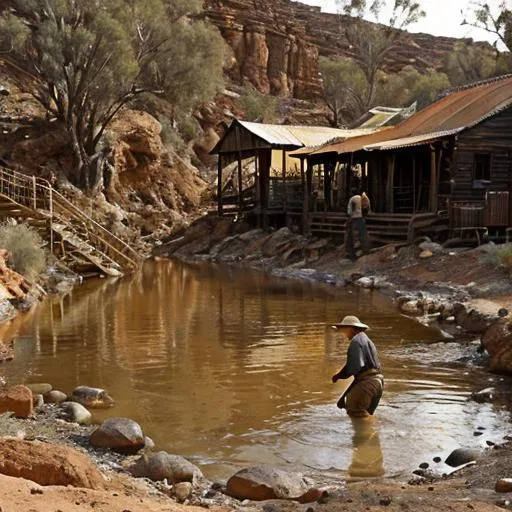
[
  {"xmin": 129, "ymin": 451, "xmax": 202, "ymax": 483},
  {"xmin": 0, "ymin": 385, "xmax": 33, "ymax": 417},
  {"xmin": 355, "ymin": 276, "xmax": 376, "ymax": 289},
  {"xmin": 174, "ymin": 481, "xmax": 193, "ymax": 502},
  {"xmin": 419, "ymin": 250, "xmax": 433, "ymax": 259},
  {"xmin": 482, "ymin": 319, "xmax": 512, "ymax": 373},
  {"xmin": 70, "ymin": 386, "xmax": 114, "ymax": 409},
  {"xmin": 496, "ymin": 478, "xmax": 512, "ymax": 493},
  {"xmin": 144, "ymin": 436, "xmax": 155, "ymax": 451},
  {"xmin": 90, "ymin": 417, "xmax": 145, "ymax": 454},
  {"xmin": 44, "ymin": 389, "xmax": 68, "ymax": 404},
  {"xmin": 452, "ymin": 303, "xmax": 492, "ymax": 333},
  {"xmin": 400, "ymin": 300, "xmax": 422, "ymax": 316},
  {"xmin": 32, "ymin": 394, "xmax": 44, "ymax": 408},
  {"xmin": 59, "ymin": 402, "xmax": 92, "ymax": 425},
  {"xmin": 225, "ymin": 466, "xmax": 316, "ymax": 502},
  {"xmin": 25, "ymin": 383, "xmax": 52, "ymax": 395},
  {"xmin": 445, "ymin": 448, "xmax": 481, "ymax": 468},
  {"xmin": 419, "ymin": 241, "xmax": 443, "ymax": 254},
  {"xmin": 0, "ymin": 439, "xmax": 105, "ymax": 489},
  {"xmin": 471, "ymin": 387, "xmax": 495, "ymax": 403}
]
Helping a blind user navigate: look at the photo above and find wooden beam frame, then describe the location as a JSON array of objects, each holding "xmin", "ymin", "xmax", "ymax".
[{"xmin": 217, "ymin": 154, "xmax": 223, "ymax": 217}]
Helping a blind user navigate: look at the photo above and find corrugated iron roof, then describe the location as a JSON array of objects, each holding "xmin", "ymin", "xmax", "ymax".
[
  {"xmin": 363, "ymin": 128, "xmax": 463, "ymax": 151},
  {"xmin": 312, "ymin": 75, "xmax": 512, "ymax": 156},
  {"xmin": 237, "ymin": 121, "xmax": 374, "ymax": 148}
]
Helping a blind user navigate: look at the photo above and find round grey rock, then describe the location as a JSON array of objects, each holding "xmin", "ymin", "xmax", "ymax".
[
  {"xmin": 144, "ymin": 436, "xmax": 155, "ymax": 451},
  {"xmin": 445, "ymin": 448, "xmax": 481, "ymax": 468},
  {"xmin": 25, "ymin": 383, "xmax": 52, "ymax": 395},
  {"xmin": 70, "ymin": 386, "xmax": 114, "ymax": 409},
  {"xmin": 226, "ymin": 466, "xmax": 313, "ymax": 501},
  {"xmin": 59, "ymin": 401, "xmax": 92, "ymax": 425},
  {"xmin": 90, "ymin": 417, "xmax": 144, "ymax": 454},
  {"xmin": 44, "ymin": 390, "xmax": 67, "ymax": 404},
  {"xmin": 129, "ymin": 451, "xmax": 202, "ymax": 483}
]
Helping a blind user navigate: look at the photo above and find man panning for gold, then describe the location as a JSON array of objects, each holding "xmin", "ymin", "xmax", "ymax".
[{"xmin": 331, "ymin": 315, "xmax": 384, "ymax": 417}]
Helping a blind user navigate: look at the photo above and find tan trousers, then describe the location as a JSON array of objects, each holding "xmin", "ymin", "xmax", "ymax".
[{"xmin": 344, "ymin": 372, "xmax": 384, "ymax": 418}]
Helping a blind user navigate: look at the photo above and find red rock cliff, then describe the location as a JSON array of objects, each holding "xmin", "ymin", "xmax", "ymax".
[{"xmin": 206, "ymin": 0, "xmax": 490, "ymax": 100}]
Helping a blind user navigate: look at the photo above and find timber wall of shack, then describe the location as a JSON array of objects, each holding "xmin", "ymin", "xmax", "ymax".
[{"xmin": 452, "ymin": 106, "xmax": 512, "ymax": 202}]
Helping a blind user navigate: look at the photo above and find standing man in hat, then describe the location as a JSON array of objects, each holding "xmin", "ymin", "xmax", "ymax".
[
  {"xmin": 345, "ymin": 190, "xmax": 371, "ymax": 261},
  {"xmin": 331, "ymin": 315, "xmax": 384, "ymax": 417}
]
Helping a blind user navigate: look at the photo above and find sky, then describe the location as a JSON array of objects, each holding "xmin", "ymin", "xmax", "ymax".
[{"xmin": 303, "ymin": 0, "xmax": 508, "ymax": 47}]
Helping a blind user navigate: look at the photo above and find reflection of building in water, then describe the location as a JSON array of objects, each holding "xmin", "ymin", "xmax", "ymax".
[{"xmin": 348, "ymin": 417, "xmax": 384, "ymax": 478}]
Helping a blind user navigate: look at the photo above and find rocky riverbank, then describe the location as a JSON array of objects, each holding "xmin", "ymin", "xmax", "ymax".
[{"xmin": 0, "ymin": 378, "xmax": 512, "ymax": 512}]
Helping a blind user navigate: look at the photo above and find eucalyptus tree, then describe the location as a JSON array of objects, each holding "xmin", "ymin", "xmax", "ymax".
[
  {"xmin": 462, "ymin": 1, "xmax": 512, "ymax": 51},
  {"xmin": 336, "ymin": 0, "xmax": 425, "ymax": 107},
  {"xmin": 0, "ymin": 0, "xmax": 225, "ymax": 189}
]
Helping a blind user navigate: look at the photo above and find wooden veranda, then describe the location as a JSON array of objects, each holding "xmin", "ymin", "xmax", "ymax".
[{"xmin": 210, "ymin": 119, "xmax": 372, "ymax": 229}]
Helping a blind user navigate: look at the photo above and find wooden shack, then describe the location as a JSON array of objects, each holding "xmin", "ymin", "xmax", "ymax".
[
  {"xmin": 300, "ymin": 75, "xmax": 512, "ymax": 243},
  {"xmin": 210, "ymin": 119, "xmax": 373, "ymax": 227}
]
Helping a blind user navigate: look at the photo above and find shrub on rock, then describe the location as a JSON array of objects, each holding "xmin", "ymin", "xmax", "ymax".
[{"xmin": 90, "ymin": 417, "xmax": 145, "ymax": 454}]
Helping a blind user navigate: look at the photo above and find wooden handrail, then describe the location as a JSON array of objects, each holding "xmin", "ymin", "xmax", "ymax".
[{"xmin": 0, "ymin": 165, "xmax": 141, "ymax": 270}]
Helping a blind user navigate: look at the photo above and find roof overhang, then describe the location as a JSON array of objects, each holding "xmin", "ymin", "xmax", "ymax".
[{"xmin": 363, "ymin": 128, "xmax": 462, "ymax": 151}]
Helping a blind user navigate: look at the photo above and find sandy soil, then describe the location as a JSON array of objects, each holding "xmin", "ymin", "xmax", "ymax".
[{"xmin": 0, "ymin": 472, "xmax": 229, "ymax": 512}]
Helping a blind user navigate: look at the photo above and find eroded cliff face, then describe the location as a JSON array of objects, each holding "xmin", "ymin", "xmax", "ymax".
[
  {"xmin": 206, "ymin": 0, "xmax": 486, "ymax": 100},
  {"xmin": 207, "ymin": 0, "xmax": 323, "ymax": 99}
]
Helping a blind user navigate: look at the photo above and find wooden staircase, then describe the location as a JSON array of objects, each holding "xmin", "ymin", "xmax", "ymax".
[{"xmin": 0, "ymin": 166, "xmax": 142, "ymax": 276}]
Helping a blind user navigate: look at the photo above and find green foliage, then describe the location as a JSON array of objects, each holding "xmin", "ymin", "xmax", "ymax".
[
  {"xmin": 480, "ymin": 243, "xmax": 512, "ymax": 271},
  {"xmin": 337, "ymin": 0, "xmax": 425, "ymax": 28},
  {"xmin": 0, "ymin": 0, "xmax": 226, "ymax": 189},
  {"xmin": 443, "ymin": 42, "xmax": 506, "ymax": 86},
  {"xmin": 319, "ymin": 57, "xmax": 368, "ymax": 126},
  {"xmin": 376, "ymin": 67, "xmax": 450, "ymax": 109},
  {"xmin": 237, "ymin": 84, "xmax": 279, "ymax": 123},
  {"xmin": 0, "ymin": 224, "xmax": 47, "ymax": 279},
  {"xmin": 320, "ymin": 57, "xmax": 450, "ymax": 126},
  {"xmin": 331, "ymin": 0, "xmax": 426, "ymax": 119},
  {"xmin": 462, "ymin": 1, "xmax": 512, "ymax": 51}
]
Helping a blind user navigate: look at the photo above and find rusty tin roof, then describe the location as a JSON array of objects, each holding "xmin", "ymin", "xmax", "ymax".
[
  {"xmin": 210, "ymin": 119, "xmax": 376, "ymax": 154},
  {"xmin": 312, "ymin": 75, "xmax": 512, "ymax": 156}
]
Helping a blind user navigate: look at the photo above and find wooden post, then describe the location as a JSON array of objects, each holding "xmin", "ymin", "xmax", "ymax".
[
  {"xmin": 32, "ymin": 175, "xmax": 37, "ymax": 210},
  {"xmin": 429, "ymin": 146, "xmax": 438, "ymax": 212},
  {"xmin": 254, "ymin": 155, "xmax": 259, "ymax": 204},
  {"xmin": 412, "ymin": 154, "xmax": 416, "ymax": 214},
  {"xmin": 49, "ymin": 184, "xmax": 53, "ymax": 256},
  {"xmin": 235, "ymin": 126, "xmax": 243, "ymax": 217},
  {"xmin": 508, "ymin": 150, "xmax": 512, "ymax": 227},
  {"xmin": 217, "ymin": 155, "xmax": 223, "ymax": 217},
  {"xmin": 301, "ymin": 158, "xmax": 309, "ymax": 234},
  {"xmin": 386, "ymin": 154, "xmax": 395, "ymax": 213},
  {"xmin": 282, "ymin": 149, "xmax": 287, "ymax": 213},
  {"xmin": 237, "ymin": 154, "xmax": 243, "ymax": 216}
]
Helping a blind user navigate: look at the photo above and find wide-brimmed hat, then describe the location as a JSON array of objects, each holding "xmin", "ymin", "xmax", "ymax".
[{"xmin": 331, "ymin": 315, "xmax": 369, "ymax": 330}]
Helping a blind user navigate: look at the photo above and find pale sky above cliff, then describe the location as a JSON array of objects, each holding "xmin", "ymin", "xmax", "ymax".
[{"xmin": 303, "ymin": 0, "xmax": 507, "ymax": 47}]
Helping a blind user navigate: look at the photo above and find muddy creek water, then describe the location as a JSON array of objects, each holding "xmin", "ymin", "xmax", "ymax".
[{"xmin": 2, "ymin": 259, "xmax": 511, "ymax": 481}]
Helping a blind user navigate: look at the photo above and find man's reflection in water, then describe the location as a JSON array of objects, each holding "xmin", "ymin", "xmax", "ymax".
[{"xmin": 348, "ymin": 417, "xmax": 384, "ymax": 478}]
